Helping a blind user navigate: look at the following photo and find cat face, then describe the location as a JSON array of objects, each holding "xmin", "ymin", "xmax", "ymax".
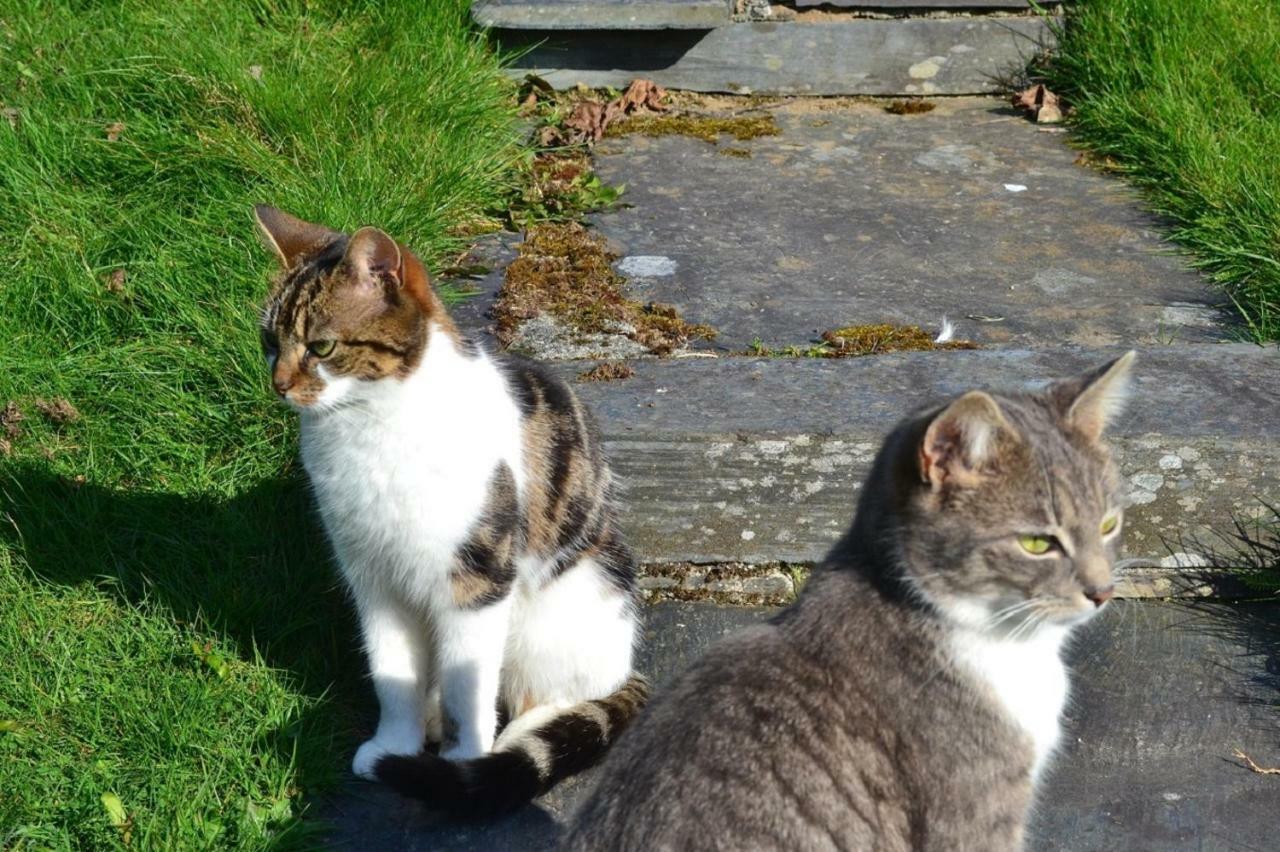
[
  {"xmin": 900, "ymin": 354, "xmax": 1135, "ymax": 635},
  {"xmin": 254, "ymin": 206, "xmax": 439, "ymax": 412}
]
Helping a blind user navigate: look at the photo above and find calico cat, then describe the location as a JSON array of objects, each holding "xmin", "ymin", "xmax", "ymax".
[
  {"xmin": 564, "ymin": 353, "xmax": 1135, "ymax": 851},
  {"xmin": 253, "ymin": 206, "xmax": 647, "ymax": 816}
]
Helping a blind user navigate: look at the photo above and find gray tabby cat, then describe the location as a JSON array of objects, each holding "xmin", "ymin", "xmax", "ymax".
[{"xmin": 564, "ymin": 353, "xmax": 1135, "ymax": 851}]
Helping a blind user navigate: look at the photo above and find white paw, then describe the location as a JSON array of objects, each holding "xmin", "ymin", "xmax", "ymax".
[{"xmin": 352, "ymin": 735, "xmax": 420, "ymax": 781}]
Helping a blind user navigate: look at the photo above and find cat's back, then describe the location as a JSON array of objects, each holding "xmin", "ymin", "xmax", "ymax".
[{"xmin": 566, "ymin": 569, "xmax": 1031, "ymax": 852}]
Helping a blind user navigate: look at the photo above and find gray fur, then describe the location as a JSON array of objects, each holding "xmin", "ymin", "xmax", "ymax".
[{"xmin": 563, "ymin": 355, "xmax": 1134, "ymax": 852}]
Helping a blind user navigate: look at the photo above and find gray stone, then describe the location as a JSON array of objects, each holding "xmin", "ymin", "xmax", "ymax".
[
  {"xmin": 792, "ymin": 0, "xmax": 1053, "ymax": 6},
  {"xmin": 498, "ymin": 17, "xmax": 1054, "ymax": 95},
  {"xmin": 474, "ymin": 0, "xmax": 730, "ymax": 30},
  {"xmin": 560, "ymin": 346, "xmax": 1280, "ymax": 566},
  {"xmin": 585, "ymin": 99, "xmax": 1228, "ymax": 352},
  {"xmin": 320, "ymin": 601, "xmax": 1280, "ymax": 850}
]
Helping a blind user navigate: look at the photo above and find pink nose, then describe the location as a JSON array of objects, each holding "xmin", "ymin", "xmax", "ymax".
[
  {"xmin": 1084, "ymin": 585, "xmax": 1115, "ymax": 607},
  {"xmin": 273, "ymin": 374, "xmax": 295, "ymax": 396}
]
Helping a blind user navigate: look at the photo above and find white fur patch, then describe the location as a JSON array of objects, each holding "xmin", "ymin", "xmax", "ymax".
[
  {"xmin": 298, "ymin": 329, "xmax": 635, "ymax": 775},
  {"xmin": 948, "ymin": 624, "xmax": 1069, "ymax": 780}
]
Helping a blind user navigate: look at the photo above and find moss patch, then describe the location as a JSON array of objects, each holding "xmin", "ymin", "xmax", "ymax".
[
  {"xmin": 719, "ymin": 147, "xmax": 753, "ymax": 159},
  {"xmin": 606, "ymin": 113, "xmax": 780, "ymax": 144},
  {"xmin": 748, "ymin": 324, "xmax": 978, "ymax": 358},
  {"xmin": 495, "ymin": 222, "xmax": 715, "ymax": 356},
  {"xmin": 884, "ymin": 99, "xmax": 936, "ymax": 115},
  {"xmin": 577, "ymin": 362, "xmax": 636, "ymax": 383}
]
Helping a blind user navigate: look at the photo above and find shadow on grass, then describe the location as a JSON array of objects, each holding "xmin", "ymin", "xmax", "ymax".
[{"xmin": 0, "ymin": 463, "xmax": 371, "ymax": 829}]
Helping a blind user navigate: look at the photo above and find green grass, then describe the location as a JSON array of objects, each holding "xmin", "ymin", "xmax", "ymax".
[
  {"xmin": 0, "ymin": 1, "xmax": 521, "ymax": 846},
  {"xmin": 1044, "ymin": 0, "xmax": 1280, "ymax": 341}
]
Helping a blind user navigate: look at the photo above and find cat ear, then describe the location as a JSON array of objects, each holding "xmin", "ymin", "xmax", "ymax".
[
  {"xmin": 1054, "ymin": 351, "xmax": 1136, "ymax": 442},
  {"xmin": 253, "ymin": 205, "xmax": 339, "ymax": 269},
  {"xmin": 343, "ymin": 226, "xmax": 404, "ymax": 290},
  {"xmin": 920, "ymin": 391, "xmax": 1016, "ymax": 490}
]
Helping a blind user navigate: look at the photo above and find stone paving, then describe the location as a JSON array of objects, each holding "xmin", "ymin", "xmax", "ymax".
[{"xmin": 322, "ymin": 95, "xmax": 1280, "ymax": 849}]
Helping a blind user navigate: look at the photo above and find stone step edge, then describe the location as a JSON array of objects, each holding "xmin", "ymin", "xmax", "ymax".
[
  {"xmin": 474, "ymin": 1, "xmax": 1061, "ymax": 31},
  {"xmin": 638, "ymin": 560, "xmax": 1225, "ymax": 607}
]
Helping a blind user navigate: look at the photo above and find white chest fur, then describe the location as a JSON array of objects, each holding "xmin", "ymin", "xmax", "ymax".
[
  {"xmin": 948, "ymin": 625, "xmax": 1070, "ymax": 779},
  {"xmin": 298, "ymin": 333, "xmax": 524, "ymax": 604}
]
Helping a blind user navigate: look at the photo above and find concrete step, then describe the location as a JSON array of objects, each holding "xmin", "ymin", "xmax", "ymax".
[
  {"xmin": 480, "ymin": 0, "xmax": 1059, "ymax": 95},
  {"xmin": 584, "ymin": 97, "xmax": 1226, "ymax": 353},
  {"xmin": 320, "ymin": 599, "xmax": 1280, "ymax": 851},
  {"xmin": 561, "ymin": 346, "xmax": 1279, "ymax": 588}
]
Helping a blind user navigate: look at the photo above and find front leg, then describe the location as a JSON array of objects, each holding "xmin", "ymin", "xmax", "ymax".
[
  {"xmin": 351, "ymin": 591, "xmax": 432, "ymax": 780},
  {"xmin": 436, "ymin": 595, "xmax": 513, "ymax": 761}
]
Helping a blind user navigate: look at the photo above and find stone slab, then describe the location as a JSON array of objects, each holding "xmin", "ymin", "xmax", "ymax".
[
  {"xmin": 320, "ymin": 600, "xmax": 1280, "ymax": 850},
  {"xmin": 792, "ymin": 0, "xmax": 1052, "ymax": 6},
  {"xmin": 562, "ymin": 346, "xmax": 1280, "ymax": 566},
  {"xmin": 586, "ymin": 98, "xmax": 1228, "ymax": 352},
  {"xmin": 498, "ymin": 17, "xmax": 1054, "ymax": 95},
  {"xmin": 473, "ymin": 0, "xmax": 729, "ymax": 31}
]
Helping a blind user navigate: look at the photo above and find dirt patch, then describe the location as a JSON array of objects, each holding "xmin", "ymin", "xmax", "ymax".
[
  {"xmin": 494, "ymin": 221, "xmax": 715, "ymax": 357},
  {"xmin": 577, "ymin": 362, "xmax": 636, "ymax": 383},
  {"xmin": 884, "ymin": 99, "xmax": 936, "ymax": 115},
  {"xmin": 34, "ymin": 397, "xmax": 80, "ymax": 426},
  {"xmin": 749, "ymin": 323, "xmax": 979, "ymax": 358},
  {"xmin": 606, "ymin": 113, "xmax": 780, "ymax": 144}
]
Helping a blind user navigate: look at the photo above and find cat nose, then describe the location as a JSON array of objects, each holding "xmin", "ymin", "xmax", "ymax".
[
  {"xmin": 1083, "ymin": 584, "xmax": 1115, "ymax": 607},
  {"xmin": 273, "ymin": 373, "xmax": 296, "ymax": 396}
]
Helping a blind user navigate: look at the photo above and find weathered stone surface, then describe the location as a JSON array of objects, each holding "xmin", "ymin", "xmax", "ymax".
[
  {"xmin": 1032, "ymin": 601, "xmax": 1280, "ymax": 852},
  {"xmin": 475, "ymin": 0, "xmax": 729, "ymax": 30},
  {"xmin": 561, "ymin": 346, "xmax": 1280, "ymax": 566},
  {"xmin": 586, "ymin": 98, "xmax": 1227, "ymax": 352},
  {"xmin": 498, "ymin": 18, "xmax": 1054, "ymax": 95},
  {"xmin": 320, "ymin": 601, "xmax": 1280, "ymax": 850},
  {"xmin": 792, "ymin": 0, "xmax": 1052, "ymax": 6}
]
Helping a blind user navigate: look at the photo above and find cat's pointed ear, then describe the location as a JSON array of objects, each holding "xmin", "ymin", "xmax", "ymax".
[
  {"xmin": 920, "ymin": 391, "xmax": 1016, "ymax": 490},
  {"xmin": 1053, "ymin": 351, "xmax": 1136, "ymax": 442},
  {"xmin": 253, "ymin": 205, "xmax": 339, "ymax": 269},
  {"xmin": 343, "ymin": 226, "xmax": 404, "ymax": 290}
]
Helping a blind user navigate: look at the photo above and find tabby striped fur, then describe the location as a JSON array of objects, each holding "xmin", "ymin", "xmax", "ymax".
[{"xmin": 253, "ymin": 206, "xmax": 645, "ymax": 815}]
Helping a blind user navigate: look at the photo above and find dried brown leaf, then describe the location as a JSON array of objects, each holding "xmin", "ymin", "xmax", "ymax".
[
  {"xmin": 1012, "ymin": 85, "xmax": 1063, "ymax": 124},
  {"xmin": 616, "ymin": 79, "xmax": 668, "ymax": 114},
  {"xmin": 105, "ymin": 121, "xmax": 125, "ymax": 141},
  {"xmin": 1, "ymin": 401, "xmax": 23, "ymax": 440},
  {"xmin": 3, "ymin": 107, "xmax": 19, "ymax": 129},
  {"xmin": 104, "ymin": 268, "xmax": 126, "ymax": 294},
  {"xmin": 35, "ymin": 397, "xmax": 80, "ymax": 425},
  {"xmin": 564, "ymin": 101, "xmax": 609, "ymax": 143}
]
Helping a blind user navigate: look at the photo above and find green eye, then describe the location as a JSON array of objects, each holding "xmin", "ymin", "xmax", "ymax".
[
  {"xmin": 1018, "ymin": 535, "xmax": 1054, "ymax": 555},
  {"xmin": 308, "ymin": 339, "xmax": 336, "ymax": 358},
  {"xmin": 1101, "ymin": 513, "xmax": 1120, "ymax": 536}
]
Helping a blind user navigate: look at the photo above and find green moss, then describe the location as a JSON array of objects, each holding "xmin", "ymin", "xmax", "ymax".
[
  {"xmin": 606, "ymin": 113, "xmax": 781, "ymax": 144},
  {"xmin": 747, "ymin": 324, "xmax": 978, "ymax": 358},
  {"xmin": 718, "ymin": 147, "xmax": 753, "ymax": 159},
  {"xmin": 495, "ymin": 222, "xmax": 715, "ymax": 355}
]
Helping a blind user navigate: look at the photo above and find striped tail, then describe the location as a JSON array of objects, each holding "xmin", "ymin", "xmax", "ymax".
[{"xmin": 374, "ymin": 675, "xmax": 650, "ymax": 818}]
